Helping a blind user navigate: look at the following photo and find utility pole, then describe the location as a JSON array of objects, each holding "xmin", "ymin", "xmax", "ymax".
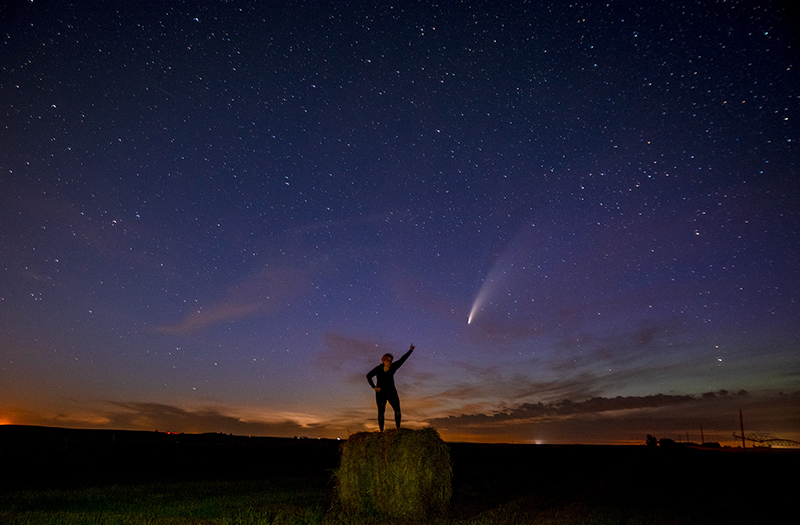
[{"xmin": 739, "ymin": 409, "xmax": 746, "ymax": 451}]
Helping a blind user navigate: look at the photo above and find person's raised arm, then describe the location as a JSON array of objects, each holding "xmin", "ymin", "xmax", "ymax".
[{"xmin": 393, "ymin": 344, "xmax": 415, "ymax": 369}]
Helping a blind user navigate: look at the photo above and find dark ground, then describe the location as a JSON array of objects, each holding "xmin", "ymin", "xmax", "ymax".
[
  {"xmin": 1, "ymin": 425, "xmax": 796, "ymax": 523},
  {"xmin": 0, "ymin": 425, "xmax": 340, "ymax": 488}
]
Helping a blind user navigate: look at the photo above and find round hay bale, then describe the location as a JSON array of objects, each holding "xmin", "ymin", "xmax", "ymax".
[{"xmin": 335, "ymin": 427, "xmax": 452, "ymax": 519}]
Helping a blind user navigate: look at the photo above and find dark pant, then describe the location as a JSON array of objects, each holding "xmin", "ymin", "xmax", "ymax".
[{"xmin": 376, "ymin": 389, "xmax": 401, "ymax": 431}]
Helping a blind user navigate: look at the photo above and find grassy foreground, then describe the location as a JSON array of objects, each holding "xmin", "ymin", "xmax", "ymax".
[
  {"xmin": 0, "ymin": 426, "xmax": 795, "ymax": 524},
  {"xmin": 0, "ymin": 478, "xmax": 332, "ymax": 525},
  {"xmin": 1, "ymin": 454, "xmax": 791, "ymax": 525},
  {"xmin": 0, "ymin": 476, "xmax": 715, "ymax": 525}
]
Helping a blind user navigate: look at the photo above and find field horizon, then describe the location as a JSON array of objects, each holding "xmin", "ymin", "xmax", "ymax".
[{"xmin": 0, "ymin": 422, "xmax": 767, "ymax": 447}]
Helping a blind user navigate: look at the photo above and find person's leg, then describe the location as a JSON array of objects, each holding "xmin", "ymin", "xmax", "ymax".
[
  {"xmin": 376, "ymin": 392, "xmax": 387, "ymax": 431},
  {"xmin": 387, "ymin": 391, "xmax": 401, "ymax": 429}
]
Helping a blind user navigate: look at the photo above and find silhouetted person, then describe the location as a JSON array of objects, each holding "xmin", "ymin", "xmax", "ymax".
[{"xmin": 366, "ymin": 344, "xmax": 414, "ymax": 431}]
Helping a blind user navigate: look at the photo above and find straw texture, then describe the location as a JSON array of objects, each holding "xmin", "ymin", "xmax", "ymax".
[{"xmin": 335, "ymin": 427, "xmax": 452, "ymax": 519}]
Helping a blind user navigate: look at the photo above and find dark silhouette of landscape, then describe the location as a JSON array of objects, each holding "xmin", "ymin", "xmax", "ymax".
[{"xmin": 1, "ymin": 425, "xmax": 796, "ymax": 523}]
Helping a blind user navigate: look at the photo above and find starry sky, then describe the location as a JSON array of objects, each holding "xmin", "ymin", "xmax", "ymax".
[{"xmin": 2, "ymin": 1, "xmax": 799, "ymax": 445}]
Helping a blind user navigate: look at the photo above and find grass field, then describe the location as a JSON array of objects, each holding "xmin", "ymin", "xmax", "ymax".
[{"xmin": 1, "ymin": 426, "xmax": 795, "ymax": 524}]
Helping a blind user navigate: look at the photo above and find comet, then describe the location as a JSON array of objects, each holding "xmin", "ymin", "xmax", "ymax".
[
  {"xmin": 467, "ymin": 224, "xmax": 531, "ymax": 325},
  {"xmin": 467, "ymin": 267, "xmax": 503, "ymax": 325}
]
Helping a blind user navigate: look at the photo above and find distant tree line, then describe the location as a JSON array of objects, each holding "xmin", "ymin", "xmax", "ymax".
[{"xmin": 646, "ymin": 434, "xmax": 721, "ymax": 449}]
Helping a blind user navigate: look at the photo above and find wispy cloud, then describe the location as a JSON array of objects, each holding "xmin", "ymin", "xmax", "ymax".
[
  {"xmin": 3, "ymin": 389, "xmax": 798, "ymax": 446},
  {"xmin": 157, "ymin": 264, "xmax": 314, "ymax": 335},
  {"xmin": 103, "ymin": 401, "xmax": 317, "ymax": 436},
  {"xmin": 426, "ymin": 390, "xmax": 800, "ymax": 445},
  {"xmin": 317, "ymin": 333, "xmax": 389, "ymax": 368},
  {"xmin": 429, "ymin": 393, "xmax": 700, "ymax": 426}
]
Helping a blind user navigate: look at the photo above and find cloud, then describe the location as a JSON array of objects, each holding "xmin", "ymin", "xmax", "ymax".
[
  {"xmin": 103, "ymin": 401, "xmax": 316, "ymax": 436},
  {"xmin": 4, "ymin": 389, "xmax": 798, "ymax": 445},
  {"xmin": 508, "ymin": 371, "xmax": 611, "ymax": 402},
  {"xmin": 155, "ymin": 214, "xmax": 392, "ymax": 336},
  {"xmin": 430, "ymin": 393, "xmax": 698, "ymax": 426},
  {"xmin": 426, "ymin": 390, "xmax": 800, "ymax": 445},
  {"xmin": 317, "ymin": 333, "xmax": 388, "ymax": 367},
  {"xmin": 0, "ymin": 406, "xmax": 114, "ymax": 428},
  {"xmin": 1, "ymin": 399, "xmax": 364, "ymax": 438},
  {"xmin": 315, "ymin": 334, "xmax": 398, "ymax": 390},
  {"xmin": 157, "ymin": 264, "xmax": 314, "ymax": 335}
]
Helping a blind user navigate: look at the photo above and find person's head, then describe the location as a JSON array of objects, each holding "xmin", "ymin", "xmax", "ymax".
[{"xmin": 381, "ymin": 353, "xmax": 394, "ymax": 366}]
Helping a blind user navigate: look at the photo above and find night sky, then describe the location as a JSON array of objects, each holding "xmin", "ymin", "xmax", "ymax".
[{"xmin": 2, "ymin": 1, "xmax": 798, "ymax": 445}]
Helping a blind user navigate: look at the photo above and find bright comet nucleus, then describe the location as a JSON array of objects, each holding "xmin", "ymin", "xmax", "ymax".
[
  {"xmin": 468, "ymin": 225, "xmax": 530, "ymax": 325},
  {"xmin": 468, "ymin": 292, "xmax": 482, "ymax": 324},
  {"xmin": 468, "ymin": 279, "xmax": 494, "ymax": 325}
]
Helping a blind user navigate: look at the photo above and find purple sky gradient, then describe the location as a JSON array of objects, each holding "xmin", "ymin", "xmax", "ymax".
[{"xmin": 2, "ymin": 0, "xmax": 798, "ymax": 445}]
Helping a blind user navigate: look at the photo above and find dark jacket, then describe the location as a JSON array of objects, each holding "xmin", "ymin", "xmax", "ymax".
[{"xmin": 366, "ymin": 347, "xmax": 413, "ymax": 391}]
